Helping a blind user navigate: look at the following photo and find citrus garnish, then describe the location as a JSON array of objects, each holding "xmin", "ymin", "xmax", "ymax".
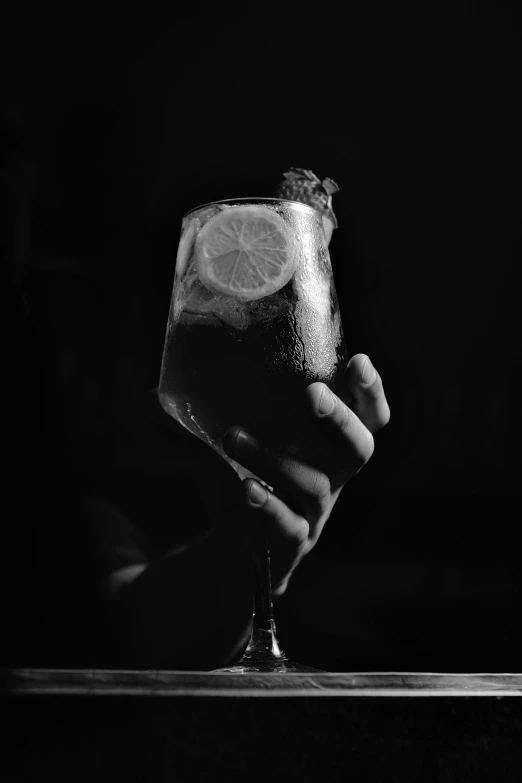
[{"xmin": 194, "ymin": 205, "xmax": 296, "ymax": 300}]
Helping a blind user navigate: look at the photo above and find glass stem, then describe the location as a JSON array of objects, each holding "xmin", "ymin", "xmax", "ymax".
[{"xmin": 242, "ymin": 540, "xmax": 286, "ymax": 661}]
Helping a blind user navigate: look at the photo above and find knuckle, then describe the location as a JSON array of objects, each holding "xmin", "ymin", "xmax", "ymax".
[
  {"xmin": 355, "ymin": 430, "xmax": 375, "ymax": 466},
  {"xmin": 338, "ymin": 405, "xmax": 355, "ymax": 438},
  {"xmin": 373, "ymin": 396, "xmax": 391, "ymax": 429},
  {"xmin": 379, "ymin": 404, "xmax": 391, "ymax": 427},
  {"xmin": 292, "ymin": 524, "xmax": 310, "ymax": 551},
  {"xmin": 271, "ymin": 501, "xmax": 290, "ymax": 529},
  {"xmin": 371, "ymin": 379, "xmax": 385, "ymax": 399},
  {"xmin": 304, "ymin": 472, "xmax": 331, "ymax": 515}
]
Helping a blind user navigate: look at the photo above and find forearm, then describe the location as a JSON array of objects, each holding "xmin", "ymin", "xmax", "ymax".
[{"xmin": 109, "ymin": 528, "xmax": 254, "ymax": 670}]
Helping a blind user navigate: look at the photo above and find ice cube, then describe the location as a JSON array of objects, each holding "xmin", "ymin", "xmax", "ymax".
[
  {"xmin": 211, "ymin": 295, "xmax": 250, "ymax": 330},
  {"xmin": 183, "ymin": 278, "xmax": 249, "ymax": 329}
]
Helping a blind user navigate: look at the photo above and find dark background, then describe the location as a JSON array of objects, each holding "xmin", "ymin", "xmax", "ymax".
[{"xmin": 1, "ymin": 2, "xmax": 520, "ymax": 671}]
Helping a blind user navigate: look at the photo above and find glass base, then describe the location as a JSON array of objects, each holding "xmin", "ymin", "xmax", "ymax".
[
  {"xmin": 211, "ymin": 662, "xmax": 325, "ymax": 673},
  {"xmin": 211, "ymin": 654, "xmax": 326, "ymax": 673}
]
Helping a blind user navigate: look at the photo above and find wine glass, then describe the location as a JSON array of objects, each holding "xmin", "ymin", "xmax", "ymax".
[{"xmin": 158, "ymin": 197, "xmax": 348, "ymax": 672}]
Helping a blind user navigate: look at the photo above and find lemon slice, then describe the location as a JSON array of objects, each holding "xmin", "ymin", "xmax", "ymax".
[{"xmin": 194, "ymin": 205, "xmax": 296, "ymax": 300}]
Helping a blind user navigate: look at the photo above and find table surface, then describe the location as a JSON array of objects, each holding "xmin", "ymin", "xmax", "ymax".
[
  {"xmin": 5, "ymin": 668, "xmax": 522, "ymax": 697},
  {"xmin": 5, "ymin": 669, "xmax": 522, "ymax": 781}
]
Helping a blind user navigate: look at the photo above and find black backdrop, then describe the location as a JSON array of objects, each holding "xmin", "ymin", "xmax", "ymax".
[{"xmin": 1, "ymin": 2, "xmax": 520, "ymax": 670}]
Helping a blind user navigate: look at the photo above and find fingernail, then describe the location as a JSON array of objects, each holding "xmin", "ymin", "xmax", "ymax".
[
  {"xmin": 235, "ymin": 429, "xmax": 260, "ymax": 456},
  {"xmin": 360, "ymin": 355, "xmax": 376, "ymax": 386},
  {"xmin": 248, "ymin": 481, "xmax": 268, "ymax": 506},
  {"xmin": 317, "ymin": 385, "xmax": 335, "ymax": 416}
]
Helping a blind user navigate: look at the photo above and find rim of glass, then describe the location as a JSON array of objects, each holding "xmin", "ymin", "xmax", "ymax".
[{"xmin": 183, "ymin": 197, "xmax": 321, "ymax": 220}]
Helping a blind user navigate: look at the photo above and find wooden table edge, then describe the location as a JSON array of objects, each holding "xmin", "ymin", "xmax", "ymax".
[{"xmin": 4, "ymin": 669, "xmax": 522, "ymax": 697}]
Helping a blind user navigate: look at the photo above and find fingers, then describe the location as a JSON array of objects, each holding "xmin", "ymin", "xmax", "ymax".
[
  {"xmin": 201, "ymin": 450, "xmax": 311, "ymax": 594},
  {"xmin": 345, "ymin": 354, "xmax": 390, "ymax": 434},
  {"xmin": 223, "ymin": 356, "xmax": 388, "ymax": 523},
  {"xmin": 219, "ymin": 354, "xmax": 390, "ymax": 593},
  {"xmin": 241, "ymin": 477, "xmax": 310, "ymax": 593},
  {"xmin": 223, "ymin": 427, "xmax": 333, "ymax": 527},
  {"xmin": 305, "ymin": 383, "xmax": 376, "ymax": 477}
]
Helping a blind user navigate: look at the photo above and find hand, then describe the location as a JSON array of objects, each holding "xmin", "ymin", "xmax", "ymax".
[{"xmin": 219, "ymin": 353, "xmax": 390, "ymax": 594}]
